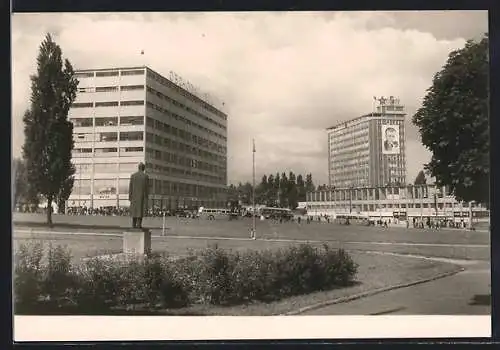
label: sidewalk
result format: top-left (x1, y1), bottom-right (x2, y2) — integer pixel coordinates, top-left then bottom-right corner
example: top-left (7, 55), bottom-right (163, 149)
top-left (12, 213), bottom-right (165, 232)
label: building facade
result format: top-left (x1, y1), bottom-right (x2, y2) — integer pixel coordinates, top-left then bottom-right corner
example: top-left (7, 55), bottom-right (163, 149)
top-left (67, 66), bottom-right (228, 210)
top-left (327, 96), bottom-right (407, 188)
top-left (304, 184), bottom-right (489, 224)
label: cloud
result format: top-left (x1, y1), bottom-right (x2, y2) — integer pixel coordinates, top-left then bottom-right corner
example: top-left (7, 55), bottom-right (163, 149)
top-left (11, 11), bottom-right (486, 186)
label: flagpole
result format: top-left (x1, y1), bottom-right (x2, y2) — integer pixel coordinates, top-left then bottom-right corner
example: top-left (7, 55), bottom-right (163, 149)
top-left (252, 139), bottom-right (256, 239)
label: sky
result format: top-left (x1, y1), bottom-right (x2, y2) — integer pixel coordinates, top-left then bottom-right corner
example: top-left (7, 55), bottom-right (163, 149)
top-left (11, 11), bottom-right (488, 186)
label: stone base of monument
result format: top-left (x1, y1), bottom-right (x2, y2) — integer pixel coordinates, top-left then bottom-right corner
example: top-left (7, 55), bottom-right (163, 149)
top-left (123, 229), bottom-right (151, 255)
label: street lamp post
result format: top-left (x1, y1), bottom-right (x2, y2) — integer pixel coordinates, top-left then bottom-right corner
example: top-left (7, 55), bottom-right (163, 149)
top-left (251, 139), bottom-right (256, 240)
top-left (349, 185), bottom-right (353, 214)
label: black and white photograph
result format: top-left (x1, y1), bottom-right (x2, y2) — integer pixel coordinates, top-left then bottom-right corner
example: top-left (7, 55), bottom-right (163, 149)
top-left (11, 10), bottom-right (491, 341)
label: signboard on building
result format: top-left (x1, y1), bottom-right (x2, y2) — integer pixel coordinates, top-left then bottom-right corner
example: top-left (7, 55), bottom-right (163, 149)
top-left (393, 211), bottom-right (407, 220)
top-left (381, 125), bottom-right (400, 155)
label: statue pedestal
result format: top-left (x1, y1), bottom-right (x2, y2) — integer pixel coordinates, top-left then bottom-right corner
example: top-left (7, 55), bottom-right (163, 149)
top-left (123, 229), bottom-right (151, 255)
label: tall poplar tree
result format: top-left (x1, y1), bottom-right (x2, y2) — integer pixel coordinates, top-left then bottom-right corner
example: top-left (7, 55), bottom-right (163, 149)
top-left (296, 174), bottom-right (306, 201)
top-left (22, 33), bottom-right (79, 225)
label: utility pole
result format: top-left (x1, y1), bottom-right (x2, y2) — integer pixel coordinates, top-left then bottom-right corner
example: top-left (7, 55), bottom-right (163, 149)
top-left (434, 192), bottom-right (438, 227)
top-left (251, 139), bottom-right (256, 240)
top-left (468, 201), bottom-right (473, 230)
top-left (349, 185), bottom-right (353, 214)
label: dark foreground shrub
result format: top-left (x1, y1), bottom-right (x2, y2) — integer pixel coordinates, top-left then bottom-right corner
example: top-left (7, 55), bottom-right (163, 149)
top-left (14, 241), bottom-right (45, 312)
top-left (185, 244), bottom-right (236, 305)
top-left (72, 252), bottom-right (189, 312)
top-left (14, 241), bottom-right (358, 314)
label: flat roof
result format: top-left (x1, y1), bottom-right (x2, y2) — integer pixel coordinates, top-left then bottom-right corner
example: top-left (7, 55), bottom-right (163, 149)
top-left (326, 112), bottom-right (382, 130)
top-left (75, 65), bottom-right (227, 117)
top-left (75, 66), bottom-right (146, 73)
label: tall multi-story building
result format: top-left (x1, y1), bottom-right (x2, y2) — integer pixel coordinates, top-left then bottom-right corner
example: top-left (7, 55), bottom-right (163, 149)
top-left (67, 66), bottom-right (228, 210)
top-left (327, 96), bottom-right (407, 188)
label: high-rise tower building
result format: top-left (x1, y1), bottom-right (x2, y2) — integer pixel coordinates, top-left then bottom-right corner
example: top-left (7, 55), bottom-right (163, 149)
top-left (67, 66), bottom-right (228, 210)
top-left (327, 96), bottom-right (407, 188)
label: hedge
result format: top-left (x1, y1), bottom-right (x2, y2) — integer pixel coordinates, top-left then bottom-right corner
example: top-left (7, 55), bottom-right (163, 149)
top-left (14, 240), bottom-right (358, 314)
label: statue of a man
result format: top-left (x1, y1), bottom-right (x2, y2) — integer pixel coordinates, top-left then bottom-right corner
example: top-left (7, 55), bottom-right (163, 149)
top-left (128, 162), bottom-right (149, 229)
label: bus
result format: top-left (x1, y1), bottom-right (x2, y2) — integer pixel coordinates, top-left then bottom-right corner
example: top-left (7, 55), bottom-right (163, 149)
top-left (197, 207), bottom-right (232, 220)
top-left (260, 207), bottom-right (294, 221)
top-left (335, 213), bottom-right (371, 226)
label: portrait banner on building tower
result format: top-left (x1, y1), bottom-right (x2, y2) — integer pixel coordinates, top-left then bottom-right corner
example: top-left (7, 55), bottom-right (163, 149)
top-left (381, 124), bottom-right (400, 155)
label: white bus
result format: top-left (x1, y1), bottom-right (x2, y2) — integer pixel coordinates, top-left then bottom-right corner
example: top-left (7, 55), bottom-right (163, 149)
top-left (260, 207), bottom-right (294, 220)
top-left (197, 207), bottom-right (232, 220)
top-left (335, 213), bottom-right (371, 226)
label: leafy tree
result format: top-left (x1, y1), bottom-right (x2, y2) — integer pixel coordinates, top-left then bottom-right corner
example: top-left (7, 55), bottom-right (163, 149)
top-left (414, 170), bottom-right (427, 185)
top-left (13, 158), bottom-right (41, 211)
top-left (21, 33), bottom-right (79, 225)
top-left (279, 172), bottom-right (289, 207)
top-left (305, 173), bottom-right (315, 193)
top-left (413, 34), bottom-right (489, 206)
top-left (288, 171), bottom-right (298, 209)
top-left (274, 173), bottom-right (281, 206)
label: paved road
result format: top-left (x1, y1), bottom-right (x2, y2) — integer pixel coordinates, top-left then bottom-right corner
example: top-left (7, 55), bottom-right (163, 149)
top-left (13, 212), bottom-right (490, 246)
top-left (302, 259), bottom-right (491, 315)
top-left (13, 213), bottom-right (491, 316)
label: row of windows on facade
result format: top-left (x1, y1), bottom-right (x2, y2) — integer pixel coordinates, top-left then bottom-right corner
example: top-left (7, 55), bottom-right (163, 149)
top-left (333, 177), bottom-right (407, 188)
top-left (331, 119), bottom-right (403, 137)
top-left (330, 140), bottom-right (370, 151)
top-left (331, 145), bottom-right (370, 156)
top-left (329, 120), bottom-right (369, 134)
top-left (72, 100), bottom-right (144, 108)
top-left (330, 131), bottom-right (369, 144)
top-left (70, 101), bottom-right (227, 141)
top-left (332, 171), bottom-right (370, 179)
top-left (146, 100), bottom-right (227, 141)
top-left (379, 105), bottom-right (405, 112)
top-left (145, 117), bottom-right (226, 154)
top-left (75, 69), bottom-right (145, 79)
top-left (145, 132), bottom-right (226, 163)
top-left (145, 162), bottom-right (225, 185)
top-left (330, 136), bottom-right (369, 149)
top-left (331, 147), bottom-right (370, 159)
top-left (331, 161), bottom-right (370, 170)
top-left (72, 118), bottom-right (227, 163)
top-left (73, 147), bottom-right (143, 156)
top-left (145, 147), bottom-right (224, 175)
top-left (77, 84), bottom-right (144, 93)
top-left (71, 116), bottom-right (143, 127)
top-left (146, 86), bottom-right (226, 131)
top-left (72, 178), bottom-right (224, 197)
top-left (311, 185), bottom-right (443, 196)
top-left (74, 162), bottom-right (137, 173)
top-left (307, 203), bottom-right (470, 211)
top-left (146, 69), bottom-right (227, 121)
top-left (76, 84), bottom-right (227, 132)
top-left (74, 161), bottom-right (225, 185)
top-left (330, 151), bottom-right (370, 164)
top-left (332, 139), bottom-right (407, 155)
top-left (74, 131), bottom-right (143, 142)
top-left (332, 154), bottom-right (407, 168)
top-left (331, 165), bottom-right (369, 177)
top-left (329, 126), bottom-right (368, 137)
